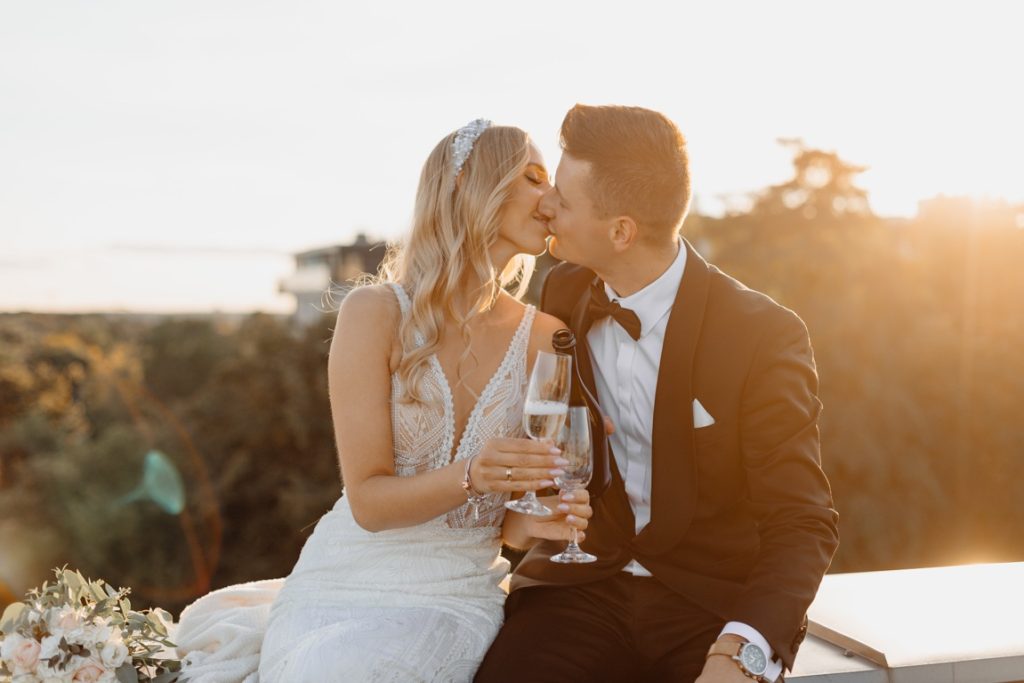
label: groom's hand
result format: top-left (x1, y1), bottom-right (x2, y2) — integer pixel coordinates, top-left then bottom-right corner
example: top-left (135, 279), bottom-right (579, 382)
top-left (695, 635), bottom-right (759, 683)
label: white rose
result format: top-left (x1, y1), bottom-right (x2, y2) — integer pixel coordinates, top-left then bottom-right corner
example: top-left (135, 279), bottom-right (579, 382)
top-left (38, 634), bottom-right (62, 661)
top-left (35, 657), bottom-right (73, 683)
top-left (13, 671), bottom-right (43, 683)
top-left (81, 623), bottom-right (112, 650)
top-left (98, 641), bottom-right (128, 670)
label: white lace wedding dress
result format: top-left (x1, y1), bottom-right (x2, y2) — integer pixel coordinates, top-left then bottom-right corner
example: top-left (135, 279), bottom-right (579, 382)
top-left (256, 284), bottom-right (536, 682)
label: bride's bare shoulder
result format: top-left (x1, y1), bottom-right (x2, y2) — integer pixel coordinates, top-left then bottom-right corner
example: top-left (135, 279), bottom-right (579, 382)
top-left (499, 293), bottom-right (566, 353)
top-left (532, 309), bottom-right (567, 340)
top-left (334, 284), bottom-right (402, 340)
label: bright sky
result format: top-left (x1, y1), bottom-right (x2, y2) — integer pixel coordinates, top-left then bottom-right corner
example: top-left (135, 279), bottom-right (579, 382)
top-left (1, 1), bottom-right (1021, 313)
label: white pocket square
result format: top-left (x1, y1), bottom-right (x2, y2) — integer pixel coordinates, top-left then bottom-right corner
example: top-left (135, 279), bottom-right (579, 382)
top-left (692, 398), bottom-right (716, 428)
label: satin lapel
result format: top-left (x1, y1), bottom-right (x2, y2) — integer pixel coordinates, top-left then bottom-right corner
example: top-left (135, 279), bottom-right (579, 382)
top-left (634, 240), bottom-right (711, 555)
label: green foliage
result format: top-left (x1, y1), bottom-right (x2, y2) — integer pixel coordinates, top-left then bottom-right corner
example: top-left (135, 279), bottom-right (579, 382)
top-left (0, 312), bottom-right (338, 615)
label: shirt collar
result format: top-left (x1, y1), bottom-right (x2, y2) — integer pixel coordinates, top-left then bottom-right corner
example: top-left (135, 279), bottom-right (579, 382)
top-left (604, 239), bottom-right (687, 339)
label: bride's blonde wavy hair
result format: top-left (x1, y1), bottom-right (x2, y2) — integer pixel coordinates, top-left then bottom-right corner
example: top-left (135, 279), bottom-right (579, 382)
top-left (378, 124), bottom-right (536, 404)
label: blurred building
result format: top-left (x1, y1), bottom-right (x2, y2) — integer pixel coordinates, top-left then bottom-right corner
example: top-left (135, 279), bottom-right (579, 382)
top-left (278, 233), bottom-right (387, 326)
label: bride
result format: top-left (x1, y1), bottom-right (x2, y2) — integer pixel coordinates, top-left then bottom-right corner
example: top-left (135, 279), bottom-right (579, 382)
top-left (248, 120), bottom-right (591, 682)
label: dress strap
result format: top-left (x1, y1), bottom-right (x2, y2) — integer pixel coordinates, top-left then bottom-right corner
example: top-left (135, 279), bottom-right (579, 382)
top-left (386, 282), bottom-right (426, 349)
top-left (386, 282), bottom-right (412, 315)
top-left (512, 304), bottom-right (537, 359)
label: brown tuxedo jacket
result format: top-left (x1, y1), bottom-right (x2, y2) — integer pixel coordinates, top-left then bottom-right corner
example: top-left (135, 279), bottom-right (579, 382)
top-left (510, 239), bottom-right (839, 671)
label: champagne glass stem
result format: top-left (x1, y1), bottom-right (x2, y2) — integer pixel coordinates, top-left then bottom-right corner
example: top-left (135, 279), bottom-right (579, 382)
top-left (567, 526), bottom-right (581, 552)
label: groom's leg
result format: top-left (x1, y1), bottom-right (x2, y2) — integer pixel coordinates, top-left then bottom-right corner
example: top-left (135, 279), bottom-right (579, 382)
top-left (474, 577), bottom-right (642, 683)
top-left (633, 577), bottom-right (726, 683)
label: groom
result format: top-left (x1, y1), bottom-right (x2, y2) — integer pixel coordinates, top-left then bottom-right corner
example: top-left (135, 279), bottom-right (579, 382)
top-left (476, 105), bottom-right (839, 682)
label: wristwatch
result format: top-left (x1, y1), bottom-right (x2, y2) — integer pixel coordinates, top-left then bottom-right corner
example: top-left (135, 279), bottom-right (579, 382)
top-left (706, 640), bottom-right (771, 682)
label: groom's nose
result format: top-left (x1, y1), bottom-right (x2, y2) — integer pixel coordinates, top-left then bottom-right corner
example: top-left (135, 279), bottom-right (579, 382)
top-left (538, 188), bottom-right (557, 220)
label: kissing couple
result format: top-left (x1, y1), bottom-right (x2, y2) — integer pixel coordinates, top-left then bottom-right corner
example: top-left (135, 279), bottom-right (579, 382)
top-left (176, 104), bottom-right (839, 683)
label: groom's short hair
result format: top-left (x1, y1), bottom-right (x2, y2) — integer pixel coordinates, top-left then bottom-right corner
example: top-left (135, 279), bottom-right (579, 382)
top-left (559, 104), bottom-right (691, 239)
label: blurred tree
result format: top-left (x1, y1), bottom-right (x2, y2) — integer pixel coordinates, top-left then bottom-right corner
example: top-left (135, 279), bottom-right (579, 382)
top-left (751, 138), bottom-right (873, 221)
top-left (142, 319), bottom-right (232, 402)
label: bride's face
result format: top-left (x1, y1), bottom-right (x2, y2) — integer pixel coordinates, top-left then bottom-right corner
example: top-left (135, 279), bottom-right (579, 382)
top-left (495, 143), bottom-right (551, 257)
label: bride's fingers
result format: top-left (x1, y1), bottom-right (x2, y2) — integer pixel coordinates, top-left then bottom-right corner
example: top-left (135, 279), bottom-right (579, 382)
top-left (563, 514), bottom-right (588, 531)
top-left (555, 502), bottom-right (592, 520)
top-left (476, 453), bottom-right (564, 473)
top-left (494, 479), bottom-right (556, 492)
top-left (559, 489), bottom-right (590, 504)
top-left (480, 466), bottom-right (563, 483)
top-left (549, 525), bottom-right (585, 542)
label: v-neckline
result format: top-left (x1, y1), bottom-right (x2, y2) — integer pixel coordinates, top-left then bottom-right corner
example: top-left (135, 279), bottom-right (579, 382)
top-left (429, 305), bottom-right (532, 465)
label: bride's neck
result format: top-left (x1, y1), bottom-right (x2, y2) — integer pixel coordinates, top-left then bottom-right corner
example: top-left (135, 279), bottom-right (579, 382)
top-left (446, 244), bottom-right (515, 321)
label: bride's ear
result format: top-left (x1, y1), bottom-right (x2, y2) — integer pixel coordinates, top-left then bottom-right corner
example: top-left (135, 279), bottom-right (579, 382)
top-left (609, 216), bottom-right (639, 252)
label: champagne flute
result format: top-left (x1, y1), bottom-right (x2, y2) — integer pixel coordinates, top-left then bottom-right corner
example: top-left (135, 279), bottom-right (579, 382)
top-left (550, 405), bottom-right (597, 563)
top-left (506, 350), bottom-right (570, 516)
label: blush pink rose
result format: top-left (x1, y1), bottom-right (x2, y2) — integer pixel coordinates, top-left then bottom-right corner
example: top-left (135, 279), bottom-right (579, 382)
top-left (11, 637), bottom-right (41, 672)
top-left (72, 660), bottom-right (108, 682)
top-left (57, 610), bottom-right (82, 632)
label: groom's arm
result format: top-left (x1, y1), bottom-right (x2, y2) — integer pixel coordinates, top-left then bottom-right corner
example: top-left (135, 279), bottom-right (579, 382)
top-left (729, 307), bottom-right (839, 672)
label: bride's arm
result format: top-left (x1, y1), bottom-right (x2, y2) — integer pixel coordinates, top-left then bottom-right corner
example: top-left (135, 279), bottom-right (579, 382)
top-left (330, 286), bottom-right (560, 532)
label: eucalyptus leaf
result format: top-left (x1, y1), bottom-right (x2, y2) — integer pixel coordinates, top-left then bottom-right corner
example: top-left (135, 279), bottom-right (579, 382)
top-left (91, 581), bottom-right (109, 602)
top-left (0, 602), bottom-right (27, 633)
top-left (116, 663), bottom-right (141, 683)
top-left (61, 569), bottom-right (81, 591)
top-left (148, 614), bottom-right (168, 637)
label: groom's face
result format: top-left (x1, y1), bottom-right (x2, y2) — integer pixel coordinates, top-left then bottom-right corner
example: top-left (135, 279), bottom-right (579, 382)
top-left (540, 154), bottom-right (614, 269)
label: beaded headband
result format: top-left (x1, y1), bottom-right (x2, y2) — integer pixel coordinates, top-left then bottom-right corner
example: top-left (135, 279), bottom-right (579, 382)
top-left (451, 118), bottom-right (492, 178)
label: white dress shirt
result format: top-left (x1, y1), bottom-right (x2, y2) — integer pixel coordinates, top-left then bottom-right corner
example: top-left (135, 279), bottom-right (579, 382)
top-left (586, 240), bottom-right (783, 681)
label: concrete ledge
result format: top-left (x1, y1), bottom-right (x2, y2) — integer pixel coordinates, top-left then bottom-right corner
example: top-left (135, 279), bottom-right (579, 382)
top-left (789, 562), bottom-right (1024, 682)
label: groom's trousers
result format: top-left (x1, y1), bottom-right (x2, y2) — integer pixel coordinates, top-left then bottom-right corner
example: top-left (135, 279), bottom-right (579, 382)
top-left (474, 573), bottom-right (725, 683)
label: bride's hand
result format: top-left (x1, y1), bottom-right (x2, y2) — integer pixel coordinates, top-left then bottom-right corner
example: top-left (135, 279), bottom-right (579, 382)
top-left (527, 489), bottom-right (592, 542)
top-left (469, 438), bottom-right (567, 494)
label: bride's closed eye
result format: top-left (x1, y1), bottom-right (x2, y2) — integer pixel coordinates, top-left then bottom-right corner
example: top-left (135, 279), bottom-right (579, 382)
top-left (525, 163), bottom-right (548, 186)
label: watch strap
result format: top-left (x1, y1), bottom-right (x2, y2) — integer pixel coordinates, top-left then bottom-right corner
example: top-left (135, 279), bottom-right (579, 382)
top-left (706, 641), bottom-right (770, 682)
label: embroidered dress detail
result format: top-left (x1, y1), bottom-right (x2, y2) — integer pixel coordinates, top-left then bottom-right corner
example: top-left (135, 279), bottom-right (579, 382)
top-left (257, 284), bottom-right (536, 682)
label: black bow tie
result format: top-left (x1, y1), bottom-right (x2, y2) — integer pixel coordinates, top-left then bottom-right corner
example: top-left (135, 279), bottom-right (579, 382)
top-left (587, 281), bottom-right (642, 341)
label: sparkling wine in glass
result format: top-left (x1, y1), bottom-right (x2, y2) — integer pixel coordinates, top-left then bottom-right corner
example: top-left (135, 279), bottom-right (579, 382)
top-left (506, 351), bottom-right (570, 516)
top-left (550, 405), bottom-right (597, 563)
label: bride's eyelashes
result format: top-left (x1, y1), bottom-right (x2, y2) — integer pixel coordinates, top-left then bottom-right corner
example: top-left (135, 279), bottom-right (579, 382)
top-left (525, 164), bottom-right (549, 185)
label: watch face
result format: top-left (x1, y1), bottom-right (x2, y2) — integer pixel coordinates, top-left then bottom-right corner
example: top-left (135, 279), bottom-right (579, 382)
top-left (740, 643), bottom-right (768, 676)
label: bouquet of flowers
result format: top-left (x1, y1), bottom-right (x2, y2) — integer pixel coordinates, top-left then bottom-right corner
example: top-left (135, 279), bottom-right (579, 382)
top-left (0, 568), bottom-right (181, 683)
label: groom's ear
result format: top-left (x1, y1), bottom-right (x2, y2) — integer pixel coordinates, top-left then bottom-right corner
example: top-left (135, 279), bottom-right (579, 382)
top-left (609, 216), bottom-right (639, 253)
